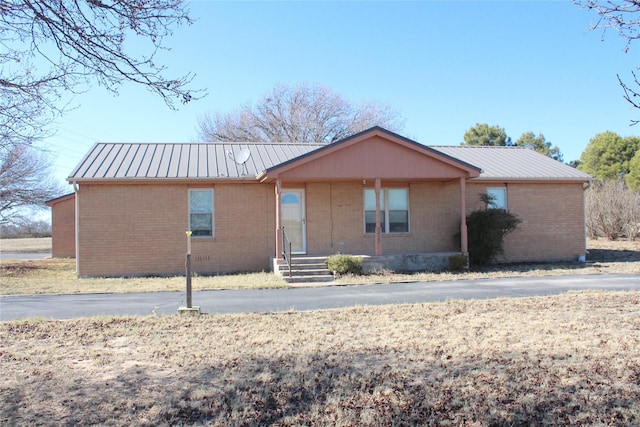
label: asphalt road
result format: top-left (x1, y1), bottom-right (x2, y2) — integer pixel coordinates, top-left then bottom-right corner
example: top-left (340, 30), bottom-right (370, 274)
top-left (1, 253), bottom-right (51, 260)
top-left (2, 274), bottom-right (639, 321)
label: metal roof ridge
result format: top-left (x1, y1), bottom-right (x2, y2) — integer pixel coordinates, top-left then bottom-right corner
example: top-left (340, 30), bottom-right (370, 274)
top-left (93, 141), bottom-right (327, 145)
top-left (430, 145), bottom-right (527, 149)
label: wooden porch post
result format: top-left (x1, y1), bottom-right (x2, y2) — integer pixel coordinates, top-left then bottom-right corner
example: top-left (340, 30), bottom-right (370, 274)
top-left (460, 177), bottom-right (468, 254)
top-left (375, 178), bottom-right (382, 256)
top-left (275, 179), bottom-right (282, 259)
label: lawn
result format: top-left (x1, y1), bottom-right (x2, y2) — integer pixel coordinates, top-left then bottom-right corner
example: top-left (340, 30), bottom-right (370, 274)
top-left (1, 238), bottom-right (638, 295)
top-left (0, 258), bottom-right (288, 295)
top-left (1, 291), bottom-right (639, 425)
top-left (0, 237), bottom-right (51, 253)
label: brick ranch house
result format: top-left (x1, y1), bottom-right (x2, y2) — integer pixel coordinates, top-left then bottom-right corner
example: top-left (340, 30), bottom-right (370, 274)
top-left (49, 127), bottom-right (592, 277)
top-left (45, 193), bottom-right (76, 258)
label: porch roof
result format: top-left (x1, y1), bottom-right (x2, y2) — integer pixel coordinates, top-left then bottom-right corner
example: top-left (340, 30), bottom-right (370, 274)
top-left (258, 127), bottom-right (482, 182)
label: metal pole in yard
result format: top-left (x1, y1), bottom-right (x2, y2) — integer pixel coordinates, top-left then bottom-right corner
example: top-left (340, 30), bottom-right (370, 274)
top-left (178, 231), bottom-right (200, 316)
top-left (185, 231), bottom-right (192, 308)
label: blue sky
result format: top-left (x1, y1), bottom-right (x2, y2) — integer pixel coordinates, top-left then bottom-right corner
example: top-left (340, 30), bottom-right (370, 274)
top-left (46, 0), bottom-right (638, 186)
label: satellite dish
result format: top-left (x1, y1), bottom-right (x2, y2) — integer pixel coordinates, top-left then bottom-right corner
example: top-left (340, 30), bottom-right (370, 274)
top-left (236, 148), bottom-right (251, 164)
top-left (227, 148), bottom-right (251, 175)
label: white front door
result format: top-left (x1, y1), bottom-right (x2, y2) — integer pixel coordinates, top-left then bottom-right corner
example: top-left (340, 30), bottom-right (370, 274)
top-left (282, 189), bottom-right (306, 254)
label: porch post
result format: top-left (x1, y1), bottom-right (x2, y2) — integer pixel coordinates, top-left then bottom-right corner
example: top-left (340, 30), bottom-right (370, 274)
top-left (375, 178), bottom-right (382, 256)
top-left (275, 179), bottom-right (282, 259)
top-left (460, 177), bottom-right (468, 254)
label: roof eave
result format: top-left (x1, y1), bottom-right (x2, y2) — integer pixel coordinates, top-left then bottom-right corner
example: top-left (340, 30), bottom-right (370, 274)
top-left (471, 176), bottom-right (592, 183)
top-left (67, 176), bottom-right (262, 184)
top-left (44, 192), bottom-right (75, 206)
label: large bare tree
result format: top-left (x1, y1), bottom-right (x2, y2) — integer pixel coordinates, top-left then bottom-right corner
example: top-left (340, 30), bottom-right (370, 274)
top-left (197, 83), bottom-right (404, 143)
top-left (1, 0), bottom-right (201, 146)
top-left (1, 0), bottom-right (201, 223)
top-left (575, 0), bottom-right (640, 123)
top-left (0, 144), bottom-right (63, 225)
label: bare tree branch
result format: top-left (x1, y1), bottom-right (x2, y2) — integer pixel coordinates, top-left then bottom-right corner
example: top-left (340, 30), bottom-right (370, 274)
top-left (619, 71), bottom-right (640, 124)
top-left (0, 143), bottom-right (64, 224)
top-left (1, 0), bottom-right (204, 148)
top-left (586, 179), bottom-right (640, 240)
top-left (575, 0), bottom-right (640, 123)
top-left (0, 0), bottom-right (205, 219)
top-left (197, 83), bottom-right (404, 143)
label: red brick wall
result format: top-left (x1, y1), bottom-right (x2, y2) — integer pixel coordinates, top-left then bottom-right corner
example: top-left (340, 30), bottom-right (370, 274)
top-left (77, 183), bottom-right (275, 277)
top-left (304, 181), bottom-right (585, 261)
top-left (50, 196), bottom-right (76, 258)
top-left (304, 182), bottom-right (462, 256)
top-left (76, 179), bottom-right (586, 276)
top-left (466, 182), bottom-right (586, 262)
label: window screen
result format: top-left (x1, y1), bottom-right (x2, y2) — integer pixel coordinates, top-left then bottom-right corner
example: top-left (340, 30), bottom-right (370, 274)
top-left (189, 189), bottom-right (213, 237)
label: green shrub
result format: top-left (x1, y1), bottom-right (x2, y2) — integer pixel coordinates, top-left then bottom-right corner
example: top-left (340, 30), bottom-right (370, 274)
top-left (326, 254), bottom-right (363, 276)
top-left (467, 208), bottom-right (521, 266)
top-left (448, 253), bottom-right (468, 272)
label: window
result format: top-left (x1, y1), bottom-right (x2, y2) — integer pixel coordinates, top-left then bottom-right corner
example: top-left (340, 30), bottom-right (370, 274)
top-left (364, 188), bottom-right (409, 234)
top-left (189, 189), bottom-right (213, 237)
top-left (487, 187), bottom-right (507, 210)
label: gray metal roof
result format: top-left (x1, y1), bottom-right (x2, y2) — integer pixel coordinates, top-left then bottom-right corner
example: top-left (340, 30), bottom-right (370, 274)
top-left (68, 141), bottom-right (592, 182)
top-left (68, 142), bottom-right (324, 180)
top-left (433, 146), bottom-right (592, 181)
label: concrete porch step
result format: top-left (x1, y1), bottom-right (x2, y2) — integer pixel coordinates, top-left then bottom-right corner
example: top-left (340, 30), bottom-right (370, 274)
top-left (275, 255), bottom-right (334, 284)
top-left (277, 256), bottom-right (329, 265)
top-left (291, 264), bottom-right (329, 270)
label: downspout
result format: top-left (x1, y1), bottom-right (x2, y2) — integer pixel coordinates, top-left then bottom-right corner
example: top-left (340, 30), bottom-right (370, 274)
top-left (72, 180), bottom-right (80, 275)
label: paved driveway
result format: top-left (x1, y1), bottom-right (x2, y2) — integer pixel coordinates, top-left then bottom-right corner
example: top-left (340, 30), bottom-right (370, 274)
top-left (1, 274), bottom-right (639, 321)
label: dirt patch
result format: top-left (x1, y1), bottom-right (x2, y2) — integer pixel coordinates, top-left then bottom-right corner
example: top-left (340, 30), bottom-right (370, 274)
top-left (1, 292), bottom-right (639, 426)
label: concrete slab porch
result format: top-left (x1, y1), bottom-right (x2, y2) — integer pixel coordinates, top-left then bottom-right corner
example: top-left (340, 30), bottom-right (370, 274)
top-left (360, 252), bottom-right (459, 274)
top-left (273, 252), bottom-right (458, 282)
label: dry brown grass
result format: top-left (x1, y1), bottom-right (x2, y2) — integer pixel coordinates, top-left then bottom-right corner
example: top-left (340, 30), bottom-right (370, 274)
top-left (0, 237), bottom-right (51, 253)
top-left (0, 258), bottom-right (287, 295)
top-left (1, 291), bottom-right (639, 426)
top-left (1, 238), bottom-right (637, 296)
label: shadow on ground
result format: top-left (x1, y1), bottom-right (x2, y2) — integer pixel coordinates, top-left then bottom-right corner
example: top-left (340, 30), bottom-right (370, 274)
top-left (470, 246), bottom-right (640, 276)
top-left (587, 248), bottom-right (640, 263)
top-left (2, 348), bottom-right (638, 426)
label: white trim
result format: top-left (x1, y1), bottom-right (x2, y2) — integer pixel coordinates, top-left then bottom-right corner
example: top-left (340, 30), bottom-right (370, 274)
top-left (281, 189), bottom-right (306, 254)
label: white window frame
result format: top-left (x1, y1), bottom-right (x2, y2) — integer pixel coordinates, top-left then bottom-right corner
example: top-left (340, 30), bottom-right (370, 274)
top-left (364, 188), bottom-right (410, 234)
top-left (189, 189), bottom-right (214, 237)
top-left (487, 187), bottom-right (507, 210)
